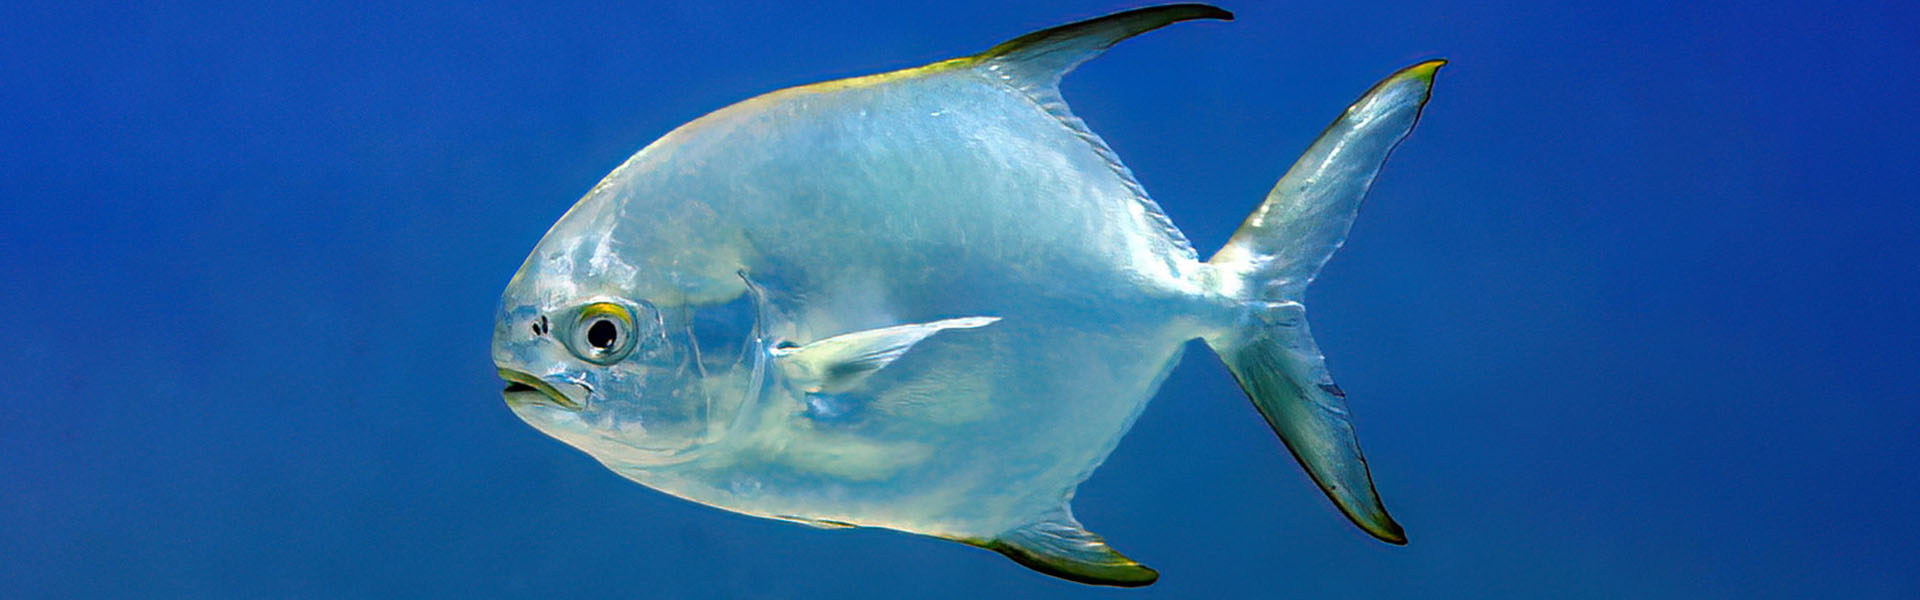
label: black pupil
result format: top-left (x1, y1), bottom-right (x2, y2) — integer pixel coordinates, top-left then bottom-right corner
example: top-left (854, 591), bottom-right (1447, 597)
top-left (587, 319), bottom-right (619, 350)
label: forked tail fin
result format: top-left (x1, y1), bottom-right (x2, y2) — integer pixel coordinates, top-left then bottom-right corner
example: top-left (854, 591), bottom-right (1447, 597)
top-left (1204, 60), bottom-right (1444, 544)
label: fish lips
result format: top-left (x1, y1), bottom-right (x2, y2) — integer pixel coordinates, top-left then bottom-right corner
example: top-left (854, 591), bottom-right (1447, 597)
top-left (498, 368), bottom-right (589, 411)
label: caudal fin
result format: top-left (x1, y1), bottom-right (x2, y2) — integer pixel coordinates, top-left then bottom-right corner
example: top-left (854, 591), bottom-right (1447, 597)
top-left (1204, 60), bottom-right (1443, 544)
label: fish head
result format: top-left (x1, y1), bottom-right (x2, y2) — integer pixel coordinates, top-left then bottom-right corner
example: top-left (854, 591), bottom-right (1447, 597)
top-left (494, 276), bottom-right (726, 467)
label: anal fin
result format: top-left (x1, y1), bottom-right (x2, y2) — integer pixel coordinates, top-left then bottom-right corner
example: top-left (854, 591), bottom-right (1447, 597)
top-left (968, 510), bottom-right (1158, 587)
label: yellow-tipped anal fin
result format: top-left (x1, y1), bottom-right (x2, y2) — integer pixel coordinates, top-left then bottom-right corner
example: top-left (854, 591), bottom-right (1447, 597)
top-left (965, 512), bottom-right (1158, 587)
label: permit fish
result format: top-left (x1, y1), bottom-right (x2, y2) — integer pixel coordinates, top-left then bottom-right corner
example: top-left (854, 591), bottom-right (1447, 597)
top-left (493, 3), bottom-right (1441, 586)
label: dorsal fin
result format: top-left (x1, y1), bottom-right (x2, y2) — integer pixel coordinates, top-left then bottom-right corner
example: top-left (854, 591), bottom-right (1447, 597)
top-left (971, 4), bottom-right (1234, 89)
top-left (964, 4), bottom-right (1232, 263)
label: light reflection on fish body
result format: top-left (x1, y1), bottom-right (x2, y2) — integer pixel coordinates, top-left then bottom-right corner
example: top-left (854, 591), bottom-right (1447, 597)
top-left (492, 4), bottom-right (1443, 586)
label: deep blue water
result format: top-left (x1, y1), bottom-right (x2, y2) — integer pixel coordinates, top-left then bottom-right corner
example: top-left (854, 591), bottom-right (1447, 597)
top-left (5, 1), bottom-right (1917, 597)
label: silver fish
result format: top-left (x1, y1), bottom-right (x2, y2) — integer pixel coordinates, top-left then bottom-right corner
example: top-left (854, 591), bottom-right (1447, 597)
top-left (493, 4), bottom-right (1440, 586)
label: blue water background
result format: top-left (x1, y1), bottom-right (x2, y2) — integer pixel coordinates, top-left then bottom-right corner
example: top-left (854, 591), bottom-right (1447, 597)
top-left (5, 1), bottom-right (1917, 597)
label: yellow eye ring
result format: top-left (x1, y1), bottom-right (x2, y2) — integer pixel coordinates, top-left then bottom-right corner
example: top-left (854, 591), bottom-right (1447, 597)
top-left (579, 302), bottom-right (633, 326)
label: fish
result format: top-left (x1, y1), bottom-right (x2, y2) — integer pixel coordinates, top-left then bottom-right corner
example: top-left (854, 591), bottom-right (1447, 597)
top-left (492, 3), bottom-right (1441, 587)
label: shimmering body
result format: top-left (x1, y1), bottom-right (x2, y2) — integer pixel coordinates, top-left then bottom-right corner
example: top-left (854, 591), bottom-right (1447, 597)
top-left (508, 60), bottom-right (1210, 533)
top-left (493, 4), bottom-right (1441, 586)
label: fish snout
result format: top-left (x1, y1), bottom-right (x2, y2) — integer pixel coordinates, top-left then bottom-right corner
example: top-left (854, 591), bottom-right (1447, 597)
top-left (498, 368), bottom-right (589, 411)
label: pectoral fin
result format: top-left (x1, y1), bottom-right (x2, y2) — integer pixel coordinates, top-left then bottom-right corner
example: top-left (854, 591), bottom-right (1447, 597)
top-left (771, 316), bottom-right (999, 393)
top-left (967, 510), bottom-right (1158, 587)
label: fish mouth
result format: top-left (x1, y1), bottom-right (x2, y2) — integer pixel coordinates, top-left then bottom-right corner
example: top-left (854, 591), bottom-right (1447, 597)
top-left (498, 368), bottom-right (586, 411)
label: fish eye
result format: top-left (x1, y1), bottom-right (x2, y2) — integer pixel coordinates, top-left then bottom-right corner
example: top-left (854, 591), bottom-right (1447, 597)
top-left (587, 319), bottom-right (618, 350)
top-left (569, 301), bottom-right (638, 365)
